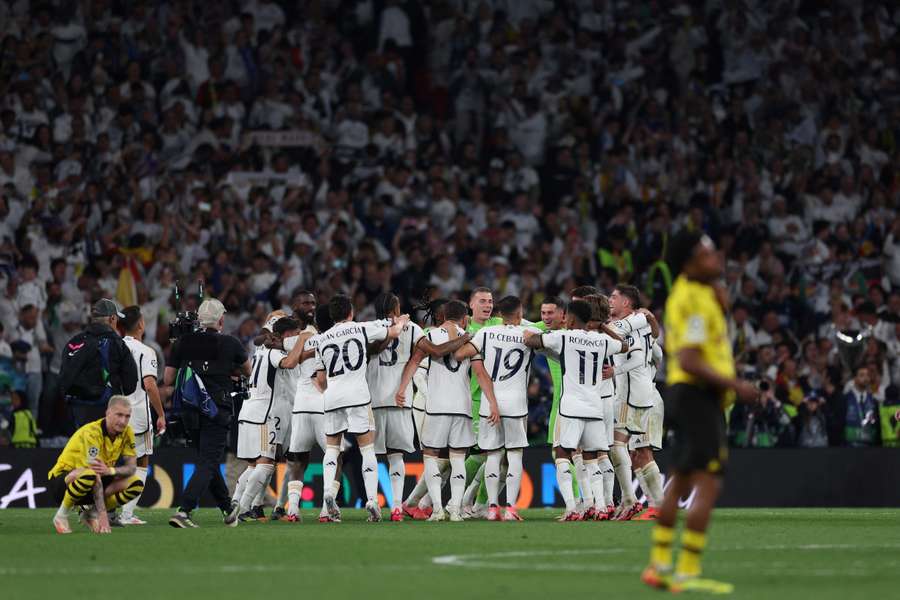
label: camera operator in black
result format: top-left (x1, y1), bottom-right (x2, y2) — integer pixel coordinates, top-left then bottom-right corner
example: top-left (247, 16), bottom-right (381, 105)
top-left (59, 299), bottom-right (138, 429)
top-left (165, 299), bottom-right (251, 528)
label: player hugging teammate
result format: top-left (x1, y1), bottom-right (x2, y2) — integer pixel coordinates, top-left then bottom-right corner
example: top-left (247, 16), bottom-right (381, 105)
top-left (222, 285), bottom-right (669, 525)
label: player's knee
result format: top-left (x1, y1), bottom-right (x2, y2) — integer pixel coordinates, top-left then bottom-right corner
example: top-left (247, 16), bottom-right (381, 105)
top-left (125, 476), bottom-right (145, 493)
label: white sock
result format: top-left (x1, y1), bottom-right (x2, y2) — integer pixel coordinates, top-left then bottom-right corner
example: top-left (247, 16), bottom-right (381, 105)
top-left (322, 445), bottom-right (340, 500)
top-left (360, 444), bottom-right (378, 504)
top-left (448, 453), bottom-right (466, 510)
top-left (287, 481), bottom-right (303, 515)
top-left (635, 469), bottom-right (648, 506)
top-left (462, 463), bottom-right (485, 507)
top-left (276, 468), bottom-right (290, 509)
top-left (555, 458), bottom-right (576, 512)
top-left (240, 463), bottom-right (274, 512)
top-left (56, 504), bottom-right (71, 519)
top-left (323, 479), bottom-right (341, 510)
top-left (643, 462), bottom-right (665, 508)
top-left (423, 455), bottom-right (443, 512)
top-left (610, 442), bottom-right (636, 504)
top-left (484, 451), bottom-right (502, 506)
top-left (599, 456), bottom-right (615, 506)
top-left (120, 466), bottom-right (147, 519)
top-left (405, 473), bottom-right (428, 507)
top-left (232, 466), bottom-right (253, 504)
top-left (505, 449), bottom-right (523, 507)
top-left (586, 459), bottom-right (605, 510)
top-left (573, 453), bottom-right (593, 507)
top-left (387, 453), bottom-right (405, 509)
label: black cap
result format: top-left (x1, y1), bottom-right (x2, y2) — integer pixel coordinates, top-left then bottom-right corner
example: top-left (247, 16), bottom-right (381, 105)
top-left (91, 298), bottom-right (125, 319)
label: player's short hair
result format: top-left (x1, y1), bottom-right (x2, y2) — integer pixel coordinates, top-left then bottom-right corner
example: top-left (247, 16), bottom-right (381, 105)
top-left (120, 305), bottom-right (142, 332)
top-left (541, 296), bottom-right (565, 309)
top-left (445, 300), bottom-right (468, 322)
top-left (291, 289), bottom-right (315, 302)
top-left (374, 292), bottom-right (400, 320)
top-left (496, 295), bottom-right (522, 318)
top-left (328, 295), bottom-right (353, 322)
top-left (315, 305), bottom-right (334, 332)
top-left (469, 286), bottom-right (492, 301)
top-left (567, 300), bottom-right (593, 326)
top-left (273, 317), bottom-right (301, 336)
top-left (667, 229), bottom-right (704, 276)
top-left (584, 294), bottom-right (610, 323)
top-left (570, 285), bottom-right (600, 300)
top-left (613, 284), bottom-right (641, 309)
top-left (107, 395), bottom-right (130, 410)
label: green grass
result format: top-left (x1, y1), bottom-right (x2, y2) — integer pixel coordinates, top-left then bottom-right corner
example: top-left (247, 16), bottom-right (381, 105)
top-left (2, 508), bottom-right (899, 599)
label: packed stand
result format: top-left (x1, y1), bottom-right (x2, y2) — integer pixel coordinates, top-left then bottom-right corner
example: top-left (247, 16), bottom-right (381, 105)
top-left (0, 0), bottom-right (899, 447)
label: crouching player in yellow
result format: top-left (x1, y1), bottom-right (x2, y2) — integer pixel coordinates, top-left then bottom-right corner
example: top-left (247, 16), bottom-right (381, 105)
top-left (49, 396), bottom-right (144, 534)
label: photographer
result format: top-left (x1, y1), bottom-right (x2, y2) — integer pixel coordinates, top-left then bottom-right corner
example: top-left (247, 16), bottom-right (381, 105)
top-left (164, 299), bottom-right (251, 529)
top-left (729, 379), bottom-right (794, 448)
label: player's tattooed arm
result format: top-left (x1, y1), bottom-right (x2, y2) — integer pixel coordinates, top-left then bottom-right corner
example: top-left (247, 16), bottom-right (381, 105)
top-left (421, 333), bottom-right (471, 359)
top-left (91, 476), bottom-right (111, 534)
top-left (395, 347), bottom-right (426, 407)
top-left (523, 330), bottom-right (544, 349)
top-left (116, 455), bottom-right (137, 478)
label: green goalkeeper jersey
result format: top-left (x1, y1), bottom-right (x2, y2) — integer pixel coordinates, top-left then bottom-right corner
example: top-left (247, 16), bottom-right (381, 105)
top-left (534, 321), bottom-right (563, 444)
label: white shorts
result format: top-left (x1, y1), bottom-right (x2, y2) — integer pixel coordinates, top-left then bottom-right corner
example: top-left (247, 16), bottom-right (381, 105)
top-left (557, 415), bottom-right (609, 452)
top-left (134, 430), bottom-right (153, 458)
top-left (324, 404), bottom-right (374, 437)
top-left (478, 416), bottom-right (528, 450)
top-left (289, 412), bottom-right (326, 454)
top-left (630, 391), bottom-right (664, 451)
top-left (614, 397), bottom-right (647, 435)
top-left (272, 402), bottom-right (292, 447)
top-left (373, 407), bottom-right (415, 454)
top-left (237, 419), bottom-right (277, 461)
top-left (421, 414), bottom-right (475, 450)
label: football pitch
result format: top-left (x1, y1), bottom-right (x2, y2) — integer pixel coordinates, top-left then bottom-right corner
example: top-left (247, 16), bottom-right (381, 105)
top-left (1, 508), bottom-right (898, 599)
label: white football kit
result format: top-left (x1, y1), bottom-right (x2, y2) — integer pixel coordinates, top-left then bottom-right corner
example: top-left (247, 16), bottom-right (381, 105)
top-left (420, 325), bottom-right (476, 449)
top-left (631, 338), bottom-right (664, 451)
top-left (123, 336), bottom-right (158, 458)
top-left (314, 320), bottom-right (388, 436)
top-left (289, 333), bottom-right (327, 453)
top-left (610, 312), bottom-right (655, 434)
top-left (367, 321), bottom-right (424, 453)
top-left (540, 328), bottom-right (623, 452)
top-left (237, 346), bottom-right (287, 460)
top-left (467, 324), bottom-right (537, 450)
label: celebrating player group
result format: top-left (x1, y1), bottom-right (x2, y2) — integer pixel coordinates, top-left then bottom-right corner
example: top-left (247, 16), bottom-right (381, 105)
top-left (227, 283), bottom-right (667, 524)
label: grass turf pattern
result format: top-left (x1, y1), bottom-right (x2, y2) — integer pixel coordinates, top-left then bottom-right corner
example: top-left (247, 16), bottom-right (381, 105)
top-left (1, 509), bottom-right (898, 599)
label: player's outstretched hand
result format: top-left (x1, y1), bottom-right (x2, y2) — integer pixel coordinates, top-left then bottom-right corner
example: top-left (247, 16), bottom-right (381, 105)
top-left (96, 512), bottom-right (112, 534)
top-left (395, 389), bottom-right (406, 407)
top-left (156, 415), bottom-right (167, 436)
top-left (733, 380), bottom-right (759, 403)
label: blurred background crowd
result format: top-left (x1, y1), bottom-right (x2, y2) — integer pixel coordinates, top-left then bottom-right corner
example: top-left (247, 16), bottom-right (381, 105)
top-left (1, 0), bottom-right (899, 449)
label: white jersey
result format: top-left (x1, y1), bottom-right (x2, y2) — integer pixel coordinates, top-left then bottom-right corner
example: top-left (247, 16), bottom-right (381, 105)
top-left (424, 324), bottom-right (472, 417)
top-left (239, 346), bottom-right (286, 424)
top-left (610, 312), bottom-right (655, 408)
top-left (367, 321), bottom-right (425, 408)
top-left (314, 320), bottom-right (389, 412)
top-left (469, 323), bottom-right (537, 418)
top-left (123, 336), bottom-right (157, 435)
top-left (541, 328), bottom-right (623, 419)
top-left (290, 333), bottom-right (323, 414)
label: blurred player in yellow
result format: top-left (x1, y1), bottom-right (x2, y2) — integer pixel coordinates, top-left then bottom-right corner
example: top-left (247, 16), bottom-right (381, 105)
top-left (48, 396), bottom-right (144, 534)
top-left (642, 231), bottom-right (757, 594)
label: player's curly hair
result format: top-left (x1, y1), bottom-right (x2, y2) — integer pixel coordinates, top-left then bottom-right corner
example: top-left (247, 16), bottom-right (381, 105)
top-left (584, 294), bottom-right (611, 323)
top-left (374, 292), bottom-right (400, 320)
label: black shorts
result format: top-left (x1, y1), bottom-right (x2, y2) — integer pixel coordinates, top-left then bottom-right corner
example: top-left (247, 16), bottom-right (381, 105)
top-left (666, 383), bottom-right (728, 476)
top-left (49, 472), bottom-right (115, 505)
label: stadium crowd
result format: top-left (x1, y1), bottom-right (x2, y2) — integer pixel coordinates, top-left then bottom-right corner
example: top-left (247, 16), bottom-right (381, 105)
top-left (1, 0), bottom-right (900, 448)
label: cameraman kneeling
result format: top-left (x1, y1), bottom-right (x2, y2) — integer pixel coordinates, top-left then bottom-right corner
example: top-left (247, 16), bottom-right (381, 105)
top-left (165, 299), bottom-right (251, 528)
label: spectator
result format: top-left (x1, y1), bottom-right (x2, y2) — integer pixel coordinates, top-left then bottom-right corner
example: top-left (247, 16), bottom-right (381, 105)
top-left (840, 367), bottom-right (880, 447)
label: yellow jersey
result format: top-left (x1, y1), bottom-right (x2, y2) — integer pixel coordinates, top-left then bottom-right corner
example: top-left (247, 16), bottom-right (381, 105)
top-left (664, 275), bottom-right (736, 407)
top-left (48, 418), bottom-right (136, 478)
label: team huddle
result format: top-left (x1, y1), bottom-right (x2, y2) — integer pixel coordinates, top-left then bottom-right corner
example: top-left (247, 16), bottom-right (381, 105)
top-left (226, 284), bottom-right (667, 524)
